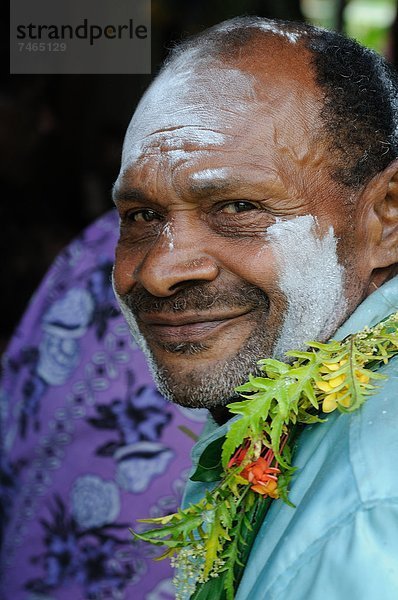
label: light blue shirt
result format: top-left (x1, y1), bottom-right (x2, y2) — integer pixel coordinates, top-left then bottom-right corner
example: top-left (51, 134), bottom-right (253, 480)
top-left (182, 277), bottom-right (398, 599)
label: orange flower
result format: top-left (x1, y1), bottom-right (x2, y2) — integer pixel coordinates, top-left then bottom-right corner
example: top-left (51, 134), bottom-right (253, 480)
top-left (251, 479), bottom-right (279, 497)
top-left (241, 456), bottom-right (280, 499)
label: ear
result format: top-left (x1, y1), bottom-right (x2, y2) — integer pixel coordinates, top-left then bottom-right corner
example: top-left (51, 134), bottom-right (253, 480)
top-left (362, 158), bottom-right (398, 271)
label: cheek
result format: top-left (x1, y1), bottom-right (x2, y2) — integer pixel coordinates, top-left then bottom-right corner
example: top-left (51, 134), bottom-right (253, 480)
top-left (334, 234), bottom-right (369, 307)
top-left (220, 241), bottom-right (281, 295)
top-left (113, 243), bottom-right (138, 295)
top-left (329, 211), bottom-right (367, 285)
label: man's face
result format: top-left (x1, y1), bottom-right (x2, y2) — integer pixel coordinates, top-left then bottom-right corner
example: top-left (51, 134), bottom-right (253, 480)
top-left (113, 42), bottom-right (369, 409)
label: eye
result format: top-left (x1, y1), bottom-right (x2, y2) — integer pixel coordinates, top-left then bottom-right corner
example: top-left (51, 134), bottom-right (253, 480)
top-left (220, 201), bottom-right (257, 214)
top-left (126, 209), bottom-right (163, 223)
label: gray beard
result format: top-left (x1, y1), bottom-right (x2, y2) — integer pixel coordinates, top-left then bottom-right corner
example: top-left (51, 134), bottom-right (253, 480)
top-left (113, 281), bottom-right (283, 409)
top-left (151, 320), bottom-right (272, 409)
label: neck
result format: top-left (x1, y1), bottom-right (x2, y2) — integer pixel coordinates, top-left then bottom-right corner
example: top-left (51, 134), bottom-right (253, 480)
top-left (210, 399), bottom-right (238, 425)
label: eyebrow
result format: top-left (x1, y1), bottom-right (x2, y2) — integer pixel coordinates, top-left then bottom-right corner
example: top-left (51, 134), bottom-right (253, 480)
top-left (184, 170), bottom-right (251, 201)
top-left (188, 179), bottom-right (241, 198)
top-left (112, 175), bottom-right (249, 205)
top-left (112, 185), bottom-right (148, 204)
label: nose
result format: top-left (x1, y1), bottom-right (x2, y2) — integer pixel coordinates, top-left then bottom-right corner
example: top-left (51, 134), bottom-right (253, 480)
top-left (133, 222), bottom-right (220, 297)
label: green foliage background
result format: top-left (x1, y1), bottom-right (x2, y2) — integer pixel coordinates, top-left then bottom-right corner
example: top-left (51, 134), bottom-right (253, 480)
top-left (302, 0), bottom-right (397, 54)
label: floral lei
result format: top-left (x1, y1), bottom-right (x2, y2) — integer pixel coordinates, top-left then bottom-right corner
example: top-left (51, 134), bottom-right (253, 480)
top-left (132, 311), bottom-right (398, 599)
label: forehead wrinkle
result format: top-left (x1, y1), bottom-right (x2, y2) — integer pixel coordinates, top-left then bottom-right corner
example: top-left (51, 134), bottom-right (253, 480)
top-left (128, 125), bottom-right (239, 161)
top-left (144, 126), bottom-right (236, 144)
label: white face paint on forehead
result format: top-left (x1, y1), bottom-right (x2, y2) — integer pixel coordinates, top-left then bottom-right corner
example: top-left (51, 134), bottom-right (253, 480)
top-left (190, 167), bottom-right (230, 183)
top-left (267, 215), bottom-right (347, 358)
top-left (118, 56), bottom-right (257, 175)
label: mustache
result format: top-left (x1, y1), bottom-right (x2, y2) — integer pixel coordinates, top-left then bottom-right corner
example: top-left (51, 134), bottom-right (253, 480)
top-left (118, 282), bottom-right (270, 316)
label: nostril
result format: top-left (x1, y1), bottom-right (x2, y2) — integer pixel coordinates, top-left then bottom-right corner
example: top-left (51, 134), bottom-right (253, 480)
top-left (169, 279), bottom-right (202, 293)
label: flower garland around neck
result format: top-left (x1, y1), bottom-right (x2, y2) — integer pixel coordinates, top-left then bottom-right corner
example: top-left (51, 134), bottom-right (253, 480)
top-left (131, 311), bottom-right (398, 600)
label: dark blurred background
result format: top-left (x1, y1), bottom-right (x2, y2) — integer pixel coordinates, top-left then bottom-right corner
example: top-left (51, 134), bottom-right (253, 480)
top-left (3, 0), bottom-right (398, 351)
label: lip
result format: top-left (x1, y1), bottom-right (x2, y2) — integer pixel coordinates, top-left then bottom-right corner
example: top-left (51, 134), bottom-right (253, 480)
top-left (138, 310), bottom-right (250, 342)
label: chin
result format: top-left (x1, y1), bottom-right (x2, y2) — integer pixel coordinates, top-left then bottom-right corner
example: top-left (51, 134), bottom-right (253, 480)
top-left (146, 343), bottom-right (266, 410)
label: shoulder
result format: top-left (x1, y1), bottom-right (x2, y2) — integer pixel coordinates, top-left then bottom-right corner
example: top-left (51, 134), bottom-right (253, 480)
top-left (241, 358), bottom-right (398, 600)
top-left (283, 357), bottom-right (398, 598)
top-left (348, 356), bottom-right (398, 504)
top-left (271, 498), bottom-right (398, 600)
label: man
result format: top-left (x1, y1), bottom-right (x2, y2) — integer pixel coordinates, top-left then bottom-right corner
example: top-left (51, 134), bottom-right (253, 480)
top-left (112, 16), bottom-right (398, 599)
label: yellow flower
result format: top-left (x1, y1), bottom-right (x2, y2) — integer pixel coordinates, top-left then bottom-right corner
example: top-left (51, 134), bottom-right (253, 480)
top-left (317, 358), bottom-right (370, 413)
top-left (315, 380), bottom-right (333, 392)
top-left (322, 393), bottom-right (338, 413)
top-left (322, 361), bottom-right (340, 372)
top-left (329, 374), bottom-right (346, 388)
top-left (319, 366), bottom-right (371, 413)
top-left (317, 359), bottom-right (371, 414)
top-left (356, 371), bottom-right (370, 384)
top-left (322, 389), bottom-right (351, 413)
top-left (315, 373), bottom-right (346, 393)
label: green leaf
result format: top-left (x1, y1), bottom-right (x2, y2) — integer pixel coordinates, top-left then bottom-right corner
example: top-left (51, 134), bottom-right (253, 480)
top-left (219, 500), bottom-right (234, 529)
top-left (297, 409), bottom-right (325, 424)
top-left (276, 472), bottom-right (296, 507)
top-left (257, 358), bottom-right (291, 377)
top-left (130, 528), bottom-right (184, 548)
top-left (285, 349), bottom-right (316, 360)
top-left (190, 436), bottom-right (225, 482)
top-left (270, 414), bottom-right (286, 465)
top-left (190, 572), bottom-right (227, 600)
top-left (272, 380), bottom-right (292, 419)
top-left (248, 375), bottom-right (275, 389)
top-left (307, 339), bottom-right (341, 351)
top-left (203, 509), bottom-right (229, 578)
top-left (222, 415), bottom-right (253, 470)
top-left (132, 513), bottom-right (203, 544)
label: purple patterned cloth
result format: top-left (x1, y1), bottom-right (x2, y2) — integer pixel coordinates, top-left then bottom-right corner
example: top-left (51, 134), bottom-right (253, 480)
top-left (0, 210), bottom-right (206, 600)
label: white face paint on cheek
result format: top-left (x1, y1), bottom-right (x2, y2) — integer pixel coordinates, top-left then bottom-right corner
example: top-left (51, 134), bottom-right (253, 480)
top-left (266, 215), bottom-right (347, 358)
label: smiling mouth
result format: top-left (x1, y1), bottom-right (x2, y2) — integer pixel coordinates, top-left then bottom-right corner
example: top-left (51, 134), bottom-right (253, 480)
top-left (138, 310), bottom-right (251, 343)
